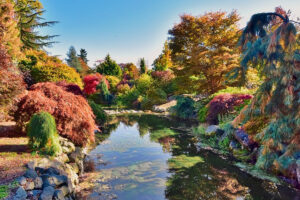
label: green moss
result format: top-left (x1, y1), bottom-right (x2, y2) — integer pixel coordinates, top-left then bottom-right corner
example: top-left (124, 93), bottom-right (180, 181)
top-left (168, 155), bottom-right (204, 169)
top-left (150, 128), bottom-right (178, 142)
top-left (27, 112), bottom-right (62, 156)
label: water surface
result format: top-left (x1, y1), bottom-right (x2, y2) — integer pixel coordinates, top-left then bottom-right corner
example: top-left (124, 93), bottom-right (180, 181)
top-left (86, 115), bottom-right (300, 200)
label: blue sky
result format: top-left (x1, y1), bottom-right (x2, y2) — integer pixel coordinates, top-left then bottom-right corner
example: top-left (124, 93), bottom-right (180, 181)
top-left (40, 0), bottom-right (300, 67)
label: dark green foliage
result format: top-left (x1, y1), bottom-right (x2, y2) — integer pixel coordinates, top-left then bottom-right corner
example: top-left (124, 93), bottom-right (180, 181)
top-left (88, 100), bottom-right (107, 124)
top-left (171, 96), bottom-right (196, 119)
top-left (198, 106), bottom-right (208, 123)
top-left (66, 46), bottom-right (82, 72)
top-left (27, 112), bottom-right (61, 156)
top-left (139, 58), bottom-right (147, 74)
top-left (97, 80), bottom-right (114, 105)
top-left (79, 48), bottom-right (88, 64)
top-left (96, 54), bottom-right (122, 77)
top-left (14, 0), bottom-right (58, 49)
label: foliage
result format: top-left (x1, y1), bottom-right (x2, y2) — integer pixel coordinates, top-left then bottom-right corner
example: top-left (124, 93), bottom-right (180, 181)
top-left (66, 46), bottom-right (82, 72)
top-left (0, 1), bottom-right (22, 58)
top-left (97, 80), bottom-right (114, 105)
top-left (230, 9), bottom-right (300, 178)
top-left (168, 155), bottom-right (203, 169)
top-left (192, 125), bottom-right (206, 136)
top-left (96, 54), bottom-right (122, 77)
top-left (170, 96), bottom-right (196, 119)
top-left (116, 83), bottom-right (131, 95)
top-left (27, 112), bottom-right (61, 156)
top-left (139, 57), bottom-right (147, 74)
top-left (88, 100), bottom-right (107, 124)
top-left (211, 87), bottom-right (256, 98)
top-left (150, 128), bottom-right (178, 142)
top-left (198, 106), bottom-right (208, 123)
top-left (105, 75), bottom-right (120, 93)
top-left (136, 74), bottom-right (152, 94)
top-left (14, 0), bottom-right (57, 49)
top-left (116, 87), bottom-right (140, 108)
top-left (145, 87), bottom-right (167, 106)
top-left (169, 11), bottom-right (241, 94)
top-left (123, 63), bottom-right (139, 80)
top-left (83, 73), bottom-right (108, 95)
top-left (207, 94), bottom-right (253, 125)
top-left (153, 41), bottom-right (173, 71)
top-left (14, 82), bottom-right (97, 146)
top-left (151, 70), bottom-right (175, 83)
top-left (79, 48), bottom-right (88, 64)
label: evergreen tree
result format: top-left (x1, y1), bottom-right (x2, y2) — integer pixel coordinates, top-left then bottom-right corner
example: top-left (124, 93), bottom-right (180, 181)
top-left (96, 54), bottom-right (122, 77)
top-left (139, 58), bottom-right (147, 74)
top-left (14, 0), bottom-right (58, 50)
top-left (153, 41), bottom-right (173, 71)
top-left (231, 8), bottom-right (299, 175)
top-left (66, 46), bottom-right (82, 72)
top-left (79, 48), bottom-right (88, 64)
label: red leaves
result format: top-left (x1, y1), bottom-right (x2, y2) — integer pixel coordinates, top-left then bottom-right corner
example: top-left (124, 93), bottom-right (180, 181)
top-left (14, 82), bottom-right (97, 146)
top-left (151, 70), bottom-right (175, 82)
top-left (83, 73), bottom-right (109, 95)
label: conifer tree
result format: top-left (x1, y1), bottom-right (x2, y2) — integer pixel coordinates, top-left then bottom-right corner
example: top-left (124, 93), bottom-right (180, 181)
top-left (66, 46), bottom-right (82, 72)
top-left (96, 54), bottom-right (122, 77)
top-left (14, 0), bottom-right (58, 50)
top-left (79, 48), bottom-right (88, 64)
top-left (139, 58), bottom-right (147, 74)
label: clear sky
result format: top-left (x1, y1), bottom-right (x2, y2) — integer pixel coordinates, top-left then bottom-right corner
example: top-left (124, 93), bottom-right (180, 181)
top-left (40, 0), bottom-right (300, 67)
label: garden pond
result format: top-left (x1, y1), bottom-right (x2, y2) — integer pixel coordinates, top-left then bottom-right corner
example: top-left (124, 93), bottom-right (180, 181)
top-left (82, 114), bottom-right (300, 200)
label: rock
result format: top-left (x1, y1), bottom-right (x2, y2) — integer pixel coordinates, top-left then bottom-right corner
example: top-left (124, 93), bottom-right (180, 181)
top-left (44, 167), bottom-right (60, 175)
top-left (32, 190), bottom-right (42, 196)
top-left (35, 167), bottom-right (45, 175)
top-left (152, 100), bottom-right (177, 113)
top-left (234, 129), bottom-right (257, 150)
top-left (229, 140), bottom-right (238, 150)
top-left (55, 153), bottom-right (69, 163)
top-left (18, 176), bottom-right (27, 186)
top-left (42, 174), bottom-right (68, 188)
top-left (59, 137), bottom-right (75, 154)
top-left (205, 125), bottom-right (219, 136)
top-left (34, 177), bottom-right (43, 189)
top-left (24, 180), bottom-right (35, 190)
top-left (69, 163), bottom-right (79, 174)
top-left (26, 161), bottom-right (37, 170)
top-left (69, 148), bottom-right (85, 163)
top-left (53, 190), bottom-right (64, 200)
top-left (58, 186), bottom-right (70, 196)
top-left (40, 186), bottom-right (55, 200)
top-left (24, 169), bottom-right (38, 179)
top-left (13, 187), bottom-right (27, 200)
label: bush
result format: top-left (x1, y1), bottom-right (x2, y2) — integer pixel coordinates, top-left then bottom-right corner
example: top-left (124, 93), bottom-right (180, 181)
top-left (136, 74), bottom-right (152, 93)
top-left (207, 94), bottom-right (253, 125)
top-left (105, 75), bottom-right (120, 93)
top-left (88, 100), bottom-right (107, 124)
top-left (170, 96), bottom-right (196, 119)
top-left (31, 63), bottom-right (83, 88)
top-left (83, 73), bottom-right (109, 95)
top-left (198, 106), bottom-right (208, 123)
top-left (116, 87), bottom-right (140, 108)
top-left (116, 84), bottom-right (131, 95)
top-left (27, 112), bottom-right (61, 156)
top-left (14, 82), bottom-right (97, 146)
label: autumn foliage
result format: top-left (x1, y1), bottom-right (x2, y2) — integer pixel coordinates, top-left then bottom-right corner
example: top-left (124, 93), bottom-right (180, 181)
top-left (14, 82), bottom-right (97, 146)
top-left (83, 73), bottom-right (109, 95)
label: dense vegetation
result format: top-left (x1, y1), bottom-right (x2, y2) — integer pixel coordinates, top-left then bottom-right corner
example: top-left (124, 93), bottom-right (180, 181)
top-left (0, 0), bottom-right (299, 191)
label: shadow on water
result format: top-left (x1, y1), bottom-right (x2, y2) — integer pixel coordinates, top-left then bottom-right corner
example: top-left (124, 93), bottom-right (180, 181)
top-left (84, 114), bottom-right (300, 200)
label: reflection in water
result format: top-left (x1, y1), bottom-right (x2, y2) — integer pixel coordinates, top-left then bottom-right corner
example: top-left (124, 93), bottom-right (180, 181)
top-left (80, 115), bottom-right (300, 200)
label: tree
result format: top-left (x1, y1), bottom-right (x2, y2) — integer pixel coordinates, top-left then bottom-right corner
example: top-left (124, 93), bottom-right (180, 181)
top-left (14, 0), bottom-right (58, 50)
top-left (168, 11), bottom-right (241, 94)
top-left (123, 63), bottom-right (139, 80)
top-left (96, 54), bottom-right (122, 77)
top-left (139, 58), bottom-right (147, 74)
top-left (66, 46), bottom-right (82, 72)
top-left (153, 41), bottom-right (173, 71)
top-left (79, 48), bottom-right (88, 64)
top-left (232, 8), bottom-right (299, 183)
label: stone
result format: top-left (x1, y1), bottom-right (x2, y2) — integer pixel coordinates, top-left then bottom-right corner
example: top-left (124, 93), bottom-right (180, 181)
top-left (35, 167), bottom-right (45, 175)
top-left (44, 167), bottom-right (60, 175)
top-left (34, 177), bottom-right (43, 189)
top-left (205, 125), bottom-right (219, 136)
top-left (58, 186), bottom-right (70, 196)
top-left (234, 129), bottom-right (257, 150)
top-left (32, 190), bottom-right (42, 196)
top-left (24, 169), bottom-right (38, 179)
top-left (229, 140), bottom-right (238, 150)
top-left (53, 190), bottom-right (64, 200)
top-left (40, 186), bottom-right (55, 200)
top-left (55, 153), bottom-right (69, 163)
top-left (24, 180), bottom-right (35, 190)
top-left (13, 186), bottom-right (27, 200)
top-left (69, 163), bottom-right (79, 174)
top-left (59, 137), bottom-right (75, 154)
top-left (18, 176), bottom-right (27, 186)
top-left (26, 161), bottom-right (37, 170)
top-left (42, 174), bottom-right (68, 188)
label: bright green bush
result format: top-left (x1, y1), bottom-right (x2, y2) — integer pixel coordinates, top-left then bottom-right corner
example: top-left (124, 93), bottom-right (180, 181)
top-left (211, 87), bottom-right (255, 98)
top-left (27, 112), bottom-right (62, 156)
top-left (198, 106), bottom-right (208, 122)
top-left (105, 75), bottom-right (120, 93)
top-left (136, 74), bottom-right (152, 94)
top-left (116, 87), bottom-right (140, 108)
top-left (88, 100), bottom-right (107, 124)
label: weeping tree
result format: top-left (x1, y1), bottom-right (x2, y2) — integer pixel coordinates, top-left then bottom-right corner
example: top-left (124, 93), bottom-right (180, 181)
top-left (231, 8), bottom-right (299, 180)
top-left (14, 0), bottom-right (58, 49)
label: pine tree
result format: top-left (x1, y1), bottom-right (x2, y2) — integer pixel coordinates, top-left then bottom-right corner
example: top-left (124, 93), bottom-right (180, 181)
top-left (79, 48), bottom-right (88, 64)
top-left (232, 8), bottom-right (300, 177)
top-left (66, 46), bottom-right (82, 72)
top-left (14, 0), bottom-right (58, 50)
top-left (139, 58), bottom-right (147, 74)
top-left (96, 54), bottom-right (122, 77)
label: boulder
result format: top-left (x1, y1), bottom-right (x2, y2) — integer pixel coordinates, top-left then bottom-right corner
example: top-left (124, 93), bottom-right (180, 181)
top-left (42, 174), bottom-right (68, 188)
top-left (34, 177), bottom-right (43, 189)
top-left (234, 129), bottom-right (257, 150)
top-left (24, 180), bottom-right (35, 190)
top-left (53, 190), bottom-right (65, 200)
top-left (59, 137), bottom-right (75, 154)
top-left (13, 187), bottom-right (27, 200)
top-left (44, 167), bottom-right (60, 176)
top-left (18, 176), bottom-right (27, 186)
top-left (40, 186), bottom-right (55, 200)
top-left (24, 169), bottom-right (38, 179)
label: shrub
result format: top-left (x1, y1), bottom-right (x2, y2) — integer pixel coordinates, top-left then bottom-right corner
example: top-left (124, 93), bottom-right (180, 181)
top-left (88, 100), bottom-right (107, 124)
top-left (14, 82), bottom-right (97, 146)
top-left (123, 63), bottom-right (139, 80)
top-left (198, 106), bottom-right (208, 123)
top-left (151, 70), bottom-right (175, 83)
top-left (27, 112), bottom-right (61, 156)
top-left (146, 87), bottom-right (167, 105)
top-left (31, 63), bottom-right (83, 88)
top-left (116, 87), bottom-right (140, 108)
top-left (96, 54), bottom-right (122, 77)
top-left (105, 75), bottom-right (120, 93)
top-left (116, 83), bottom-right (131, 95)
top-left (136, 74), bottom-right (152, 93)
top-left (83, 73), bottom-right (109, 95)
top-left (207, 94), bottom-right (253, 125)
top-left (170, 96), bottom-right (196, 119)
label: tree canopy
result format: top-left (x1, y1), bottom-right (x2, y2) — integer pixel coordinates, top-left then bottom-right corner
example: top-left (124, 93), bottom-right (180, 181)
top-left (96, 54), bottom-right (122, 77)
